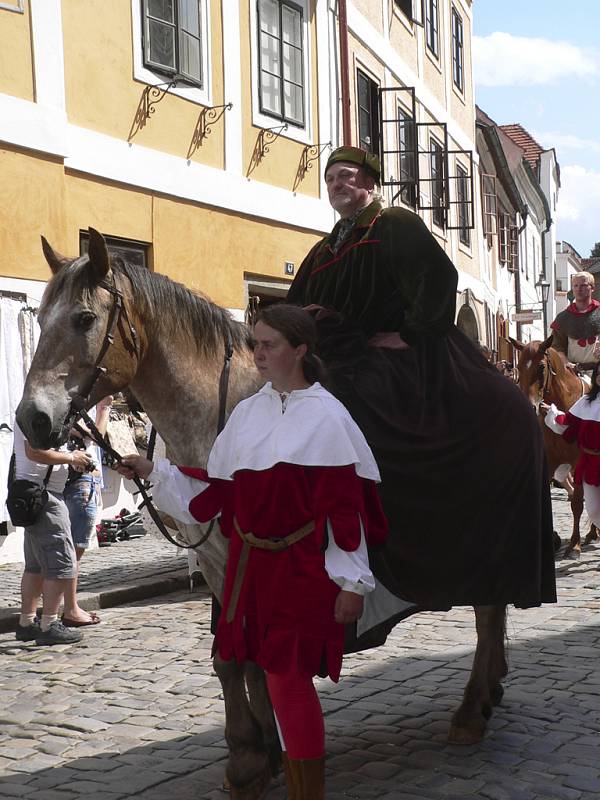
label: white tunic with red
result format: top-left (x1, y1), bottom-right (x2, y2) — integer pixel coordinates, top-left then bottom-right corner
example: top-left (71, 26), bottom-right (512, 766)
top-left (150, 382), bottom-right (388, 681)
top-left (545, 396), bottom-right (600, 486)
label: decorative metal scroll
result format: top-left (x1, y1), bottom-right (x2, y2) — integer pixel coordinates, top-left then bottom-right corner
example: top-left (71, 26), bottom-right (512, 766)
top-left (247, 124), bottom-right (289, 176)
top-left (187, 102), bottom-right (233, 159)
top-left (128, 81), bottom-right (178, 141)
top-left (293, 141), bottom-right (332, 192)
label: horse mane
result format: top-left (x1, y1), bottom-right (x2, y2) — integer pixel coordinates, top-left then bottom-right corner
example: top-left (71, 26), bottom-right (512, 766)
top-left (42, 254), bottom-right (251, 357)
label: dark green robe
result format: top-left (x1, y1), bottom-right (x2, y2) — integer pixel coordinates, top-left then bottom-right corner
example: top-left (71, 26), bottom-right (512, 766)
top-left (288, 201), bottom-right (556, 624)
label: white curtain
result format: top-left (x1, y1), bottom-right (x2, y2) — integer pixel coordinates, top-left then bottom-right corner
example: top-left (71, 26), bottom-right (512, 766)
top-left (0, 299), bottom-right (39, 521)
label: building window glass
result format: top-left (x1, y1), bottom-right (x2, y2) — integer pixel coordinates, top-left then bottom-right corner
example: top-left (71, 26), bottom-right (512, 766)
top-left (142, 0), bottom-right (203, 86)
top-left (426, 0), bottom-right (438, 57)
top-left (457, 163), bottom-right (470, 245)
top-left (258, 0), bottom-right (305, 127)
top-left (430, 137), bottom-right (445, 229)
top-left (397, 106), bottom-right (416, 207)
top-left (80, 232), bottom-right (150, 271)
top-left (357, 69), bottom-right (380, 157)
top-left (451, 6), bottom-right (464, 92)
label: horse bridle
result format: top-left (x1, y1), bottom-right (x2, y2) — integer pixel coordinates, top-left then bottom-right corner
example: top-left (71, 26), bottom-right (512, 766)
top-left (67, 272), bottom-right (140, 425)
top-left (65, 270), bottom-right (234, 551)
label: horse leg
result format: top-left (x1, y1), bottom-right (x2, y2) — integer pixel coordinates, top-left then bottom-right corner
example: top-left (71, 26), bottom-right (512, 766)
top-left (448, 605), bottom-right (507, 745)
top-left (213, 654), bottom-right (272, 800)
top-left (244, 662), bottom-right (282, 778)
top-left (565, 483), bottom-right (584, 557)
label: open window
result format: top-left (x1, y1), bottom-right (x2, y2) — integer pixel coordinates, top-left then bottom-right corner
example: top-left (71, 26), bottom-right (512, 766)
top-left (357, 69), bottom-right (380, 157)
top-left (142, 0), bottom-right (205, 87)
top-left (498, 212), bottom-right (511, 266)
top-left (450, 158), bottom-right (473, 245)
top-left (481, 173), bottom-right (498, 241)
top-left (378, 87), bottom-right (417, 208)
top-left (394, 0), bottom-right (425, 26)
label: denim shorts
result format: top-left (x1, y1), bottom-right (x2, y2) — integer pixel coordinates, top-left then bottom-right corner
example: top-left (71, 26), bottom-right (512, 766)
top-left (64, 475), bottom-right (99, 549)
top-left (23, 491), bottom-right (78, 580)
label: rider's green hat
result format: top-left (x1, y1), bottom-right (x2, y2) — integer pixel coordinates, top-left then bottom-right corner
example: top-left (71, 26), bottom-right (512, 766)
top-left (324, 146), bottom-right (381, 182)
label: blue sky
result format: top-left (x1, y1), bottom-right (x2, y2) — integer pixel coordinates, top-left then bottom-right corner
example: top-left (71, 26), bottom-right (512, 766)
top-left (473, 1), bottom-right (600, 258)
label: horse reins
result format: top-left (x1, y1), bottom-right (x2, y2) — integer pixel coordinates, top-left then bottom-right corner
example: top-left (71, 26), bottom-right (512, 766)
top-left (67, 270), bottom-right (235, 551)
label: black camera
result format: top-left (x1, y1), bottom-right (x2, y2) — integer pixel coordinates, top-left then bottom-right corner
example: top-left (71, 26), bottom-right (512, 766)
top-left (67, 437), bottom-right (97, 472)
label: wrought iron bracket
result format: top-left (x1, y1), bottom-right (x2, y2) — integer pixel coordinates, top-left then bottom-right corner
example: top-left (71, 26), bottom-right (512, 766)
top-left (293, 141), bottom-right (332, 191)
top-left (128, 81), bottom-right (179, 141)
top-left (247, 124), bottom-right (289, 176)
top-left (187, 102), bottom-right (233, 158)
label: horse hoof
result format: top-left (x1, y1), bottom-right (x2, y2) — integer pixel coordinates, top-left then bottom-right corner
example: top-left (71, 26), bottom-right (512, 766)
top-left (229, 765), bottom-right (272, 800)
top-left (490, 683), bottom-right (504, 706)
top-left (447, 724), bottom-right (485, 745)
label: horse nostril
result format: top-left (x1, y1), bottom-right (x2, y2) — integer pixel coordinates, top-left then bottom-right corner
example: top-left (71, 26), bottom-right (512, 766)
top-left (31, 411), bottom-right (52, 443)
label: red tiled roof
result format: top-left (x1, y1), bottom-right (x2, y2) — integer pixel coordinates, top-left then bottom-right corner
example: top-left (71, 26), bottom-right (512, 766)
top-left (582, 258), bottom-right (600, 272)
top-left (499, 124), bottom-right (545, 169)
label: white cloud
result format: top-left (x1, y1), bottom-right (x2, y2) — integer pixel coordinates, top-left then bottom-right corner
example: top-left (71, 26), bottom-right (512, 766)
top-left (556, 165), bottom-right (600, 254)
top-left (474, 32), bottom-right (599, 87)
top-left (532, 131), bottom-right (600, 154)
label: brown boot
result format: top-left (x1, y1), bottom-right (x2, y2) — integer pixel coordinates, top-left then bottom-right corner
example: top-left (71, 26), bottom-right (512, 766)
top-left (282, 753), bottom-right (299, 800)
top-left (285, 755), bottom-right (325, 800)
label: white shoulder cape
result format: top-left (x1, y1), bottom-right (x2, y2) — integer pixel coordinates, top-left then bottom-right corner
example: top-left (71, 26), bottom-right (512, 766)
top-left (207, 382), bottom-right (380, 482)
top-left (567, 394), bottom-right (600, 423)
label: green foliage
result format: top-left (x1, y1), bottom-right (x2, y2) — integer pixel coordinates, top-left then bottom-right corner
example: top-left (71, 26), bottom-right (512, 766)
top-left (591, 242), bottom-right (600, 258)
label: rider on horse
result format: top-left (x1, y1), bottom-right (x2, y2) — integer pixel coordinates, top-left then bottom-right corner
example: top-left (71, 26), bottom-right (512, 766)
top-left (550, 272), bottom-right (600, 381)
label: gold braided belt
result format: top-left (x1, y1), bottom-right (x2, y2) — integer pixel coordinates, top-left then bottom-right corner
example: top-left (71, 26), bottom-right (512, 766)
top-left (581, 446), bottom-right (600, 456)
top-left (225, 517), bottom-right (315, 623)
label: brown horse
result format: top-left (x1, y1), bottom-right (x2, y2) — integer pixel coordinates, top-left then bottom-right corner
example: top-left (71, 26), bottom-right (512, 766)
top-left (514, 337), bottom-right (598, 555)
top-left (17, 229), bottom-right (508, 797)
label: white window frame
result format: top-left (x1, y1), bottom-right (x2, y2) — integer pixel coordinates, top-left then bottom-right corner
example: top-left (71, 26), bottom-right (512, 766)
top-left (131, 0), bottom-right (212, 108)
top-left (250, 0), bottom-right (313, 146)
top-left (0, 0), bottom-right (24, 11)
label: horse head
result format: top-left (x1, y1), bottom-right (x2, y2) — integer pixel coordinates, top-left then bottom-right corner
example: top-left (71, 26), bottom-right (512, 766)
top-left (16, 229), bottom-right (143, 448)
top-left (515, 336), bottom-right (579, 411)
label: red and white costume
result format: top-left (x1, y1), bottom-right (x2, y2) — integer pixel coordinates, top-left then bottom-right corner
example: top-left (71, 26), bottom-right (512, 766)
top-left (545, 396), bottom-right (600, 525)
top-left (149, 381), bottom-right (388, 683)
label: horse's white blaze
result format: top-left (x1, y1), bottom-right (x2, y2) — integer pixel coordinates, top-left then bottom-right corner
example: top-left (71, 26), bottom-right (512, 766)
top-left (525, 360), bottom-right (532, 369)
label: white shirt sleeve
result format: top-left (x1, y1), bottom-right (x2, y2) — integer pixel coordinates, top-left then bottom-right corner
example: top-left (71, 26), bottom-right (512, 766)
top-left (324, 515), bottom-right (376, 596)
top-left (148, 458), bottom-right (211, 526)
top-left (544, 403), bottom-right (569, 435)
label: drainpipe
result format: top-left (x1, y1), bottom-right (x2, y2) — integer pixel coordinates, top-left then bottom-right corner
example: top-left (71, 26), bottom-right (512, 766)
top-left (515, 210), bottom-right (528, 342)
top-left (338, 0), bottom-right (351, 144)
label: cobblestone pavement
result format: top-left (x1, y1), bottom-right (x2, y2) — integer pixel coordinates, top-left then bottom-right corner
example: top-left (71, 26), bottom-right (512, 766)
top-left (0, 533), bottom-right (188, 615)
top-left (1, 489), bottom-right (600, 800)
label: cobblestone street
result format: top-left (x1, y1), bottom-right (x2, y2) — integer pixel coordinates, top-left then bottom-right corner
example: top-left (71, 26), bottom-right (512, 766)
top-left (1, 488), bottom-right (600, 800)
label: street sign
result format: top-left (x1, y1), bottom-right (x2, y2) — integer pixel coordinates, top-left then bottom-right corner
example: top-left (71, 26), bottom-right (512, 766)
top-left (511, 310), bottom-right (543, 322)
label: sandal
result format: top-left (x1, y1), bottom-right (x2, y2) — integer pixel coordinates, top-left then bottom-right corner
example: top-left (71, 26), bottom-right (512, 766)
top-left (61, 612), bottom-right (101, 627)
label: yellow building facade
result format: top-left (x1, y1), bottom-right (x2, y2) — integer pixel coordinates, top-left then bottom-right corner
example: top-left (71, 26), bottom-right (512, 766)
top-left (0, 0), bottom-right (485, 335)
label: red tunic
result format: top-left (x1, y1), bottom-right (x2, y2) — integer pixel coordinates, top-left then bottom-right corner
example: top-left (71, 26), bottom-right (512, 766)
top-left (556, 411), bottom-right (600, 486)
top-left (179, 462), bottom-right (387, 681)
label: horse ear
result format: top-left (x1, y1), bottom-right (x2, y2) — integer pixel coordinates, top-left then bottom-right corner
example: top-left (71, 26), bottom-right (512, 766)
top-left (41, 236), bottom-right (69, 275)
top-left (87, 228), bottom-right (111, 284)
top-left (539, 334), bottom-right (554, 355)
top-left (508, 337), bottom-right (524, 352)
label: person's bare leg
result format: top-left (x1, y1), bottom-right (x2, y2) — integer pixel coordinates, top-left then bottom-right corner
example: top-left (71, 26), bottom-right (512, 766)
top-left (61, 548), bottom-right (97, 622)
top-left (41, 577), bottom-right (74, 625)
top-left (20, 571), bottom-right (43, 616)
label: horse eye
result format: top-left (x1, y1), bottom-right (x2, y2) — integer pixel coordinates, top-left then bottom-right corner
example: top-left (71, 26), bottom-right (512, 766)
top-left (76, 311), bottom-right (97, 330)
